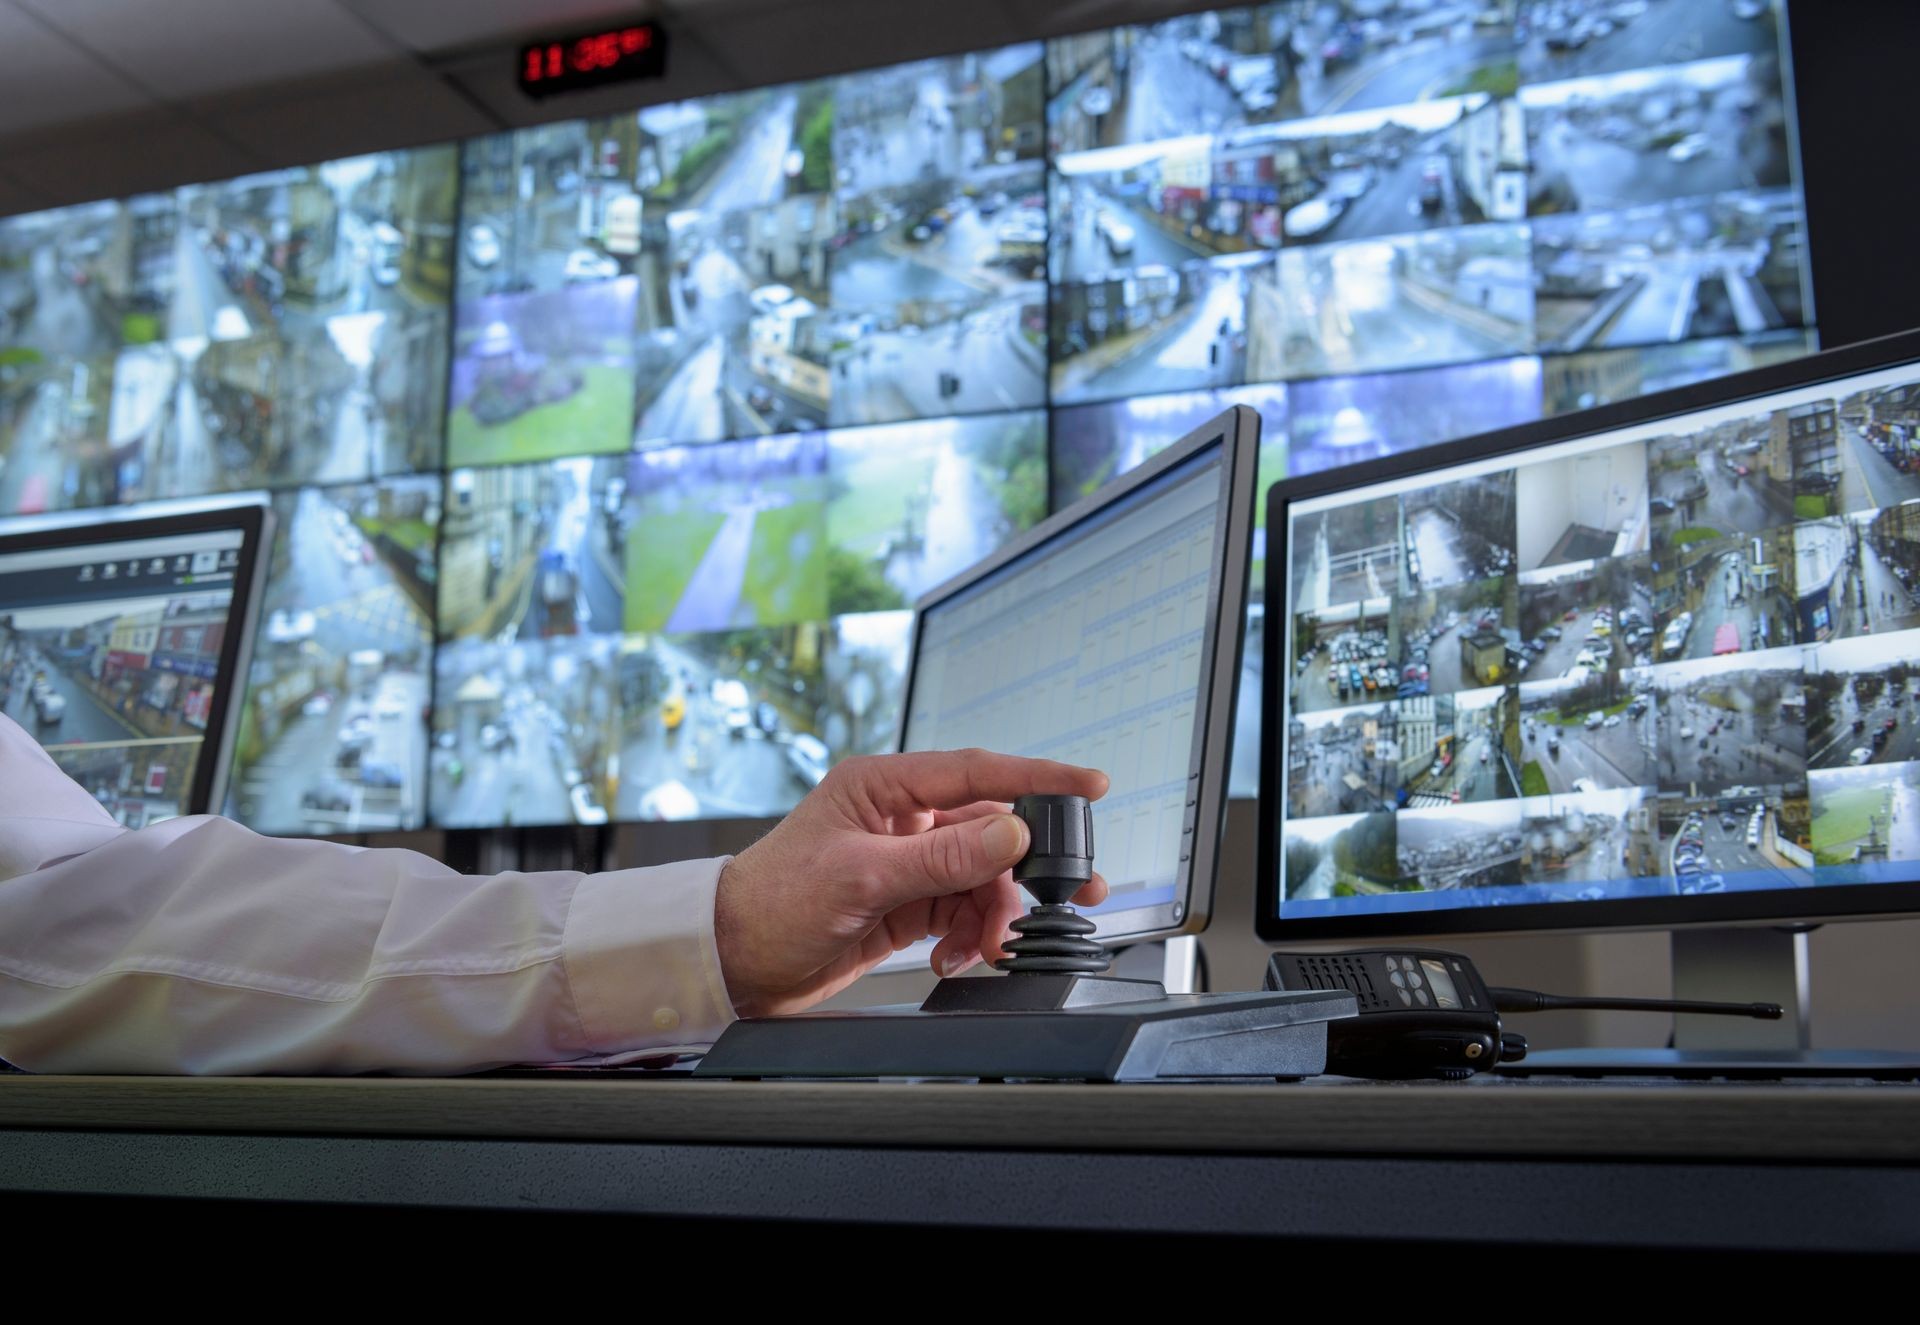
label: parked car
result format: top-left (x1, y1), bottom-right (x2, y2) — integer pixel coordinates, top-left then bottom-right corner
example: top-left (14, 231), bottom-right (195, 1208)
top-left (786, 733), bottom-right (831, 788)
top-left (569, 782), bottom-right (610, 826)
top-left (563, 248), bottom-right (619, 283)
top-left (465, 224), bottom-right (501, 268)
top-left (358, 759), bottom-right (404, 789)
top-left (266, 608), bottom-right (317, 644)
top-left (638, 779), bottom-right (700, 821)
top-left (301, 780), bottom-right (355, 813)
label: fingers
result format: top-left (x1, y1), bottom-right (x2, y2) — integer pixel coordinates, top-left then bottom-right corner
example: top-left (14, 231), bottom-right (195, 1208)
top-left (932, 800), bottom-right (1010, 827)
top-left (975, 876), bottom-right (1031, 966)
top-left (884, 892), bottom-right (975, 976)
top-left (929, 918), bottom-right (984, 978)
top-left (877, 809), bottom-right (1031, 904)
top-left (929, 876), bottom-right (1014, 976)
top-left (881, 896), bottom-right (935, 951)
top-left (1073, 871), bottom-right (1110, 907)
top-left (928, 891), bottom-right (966, 936)
top-left (845, 748), bottom-right (1109, 817)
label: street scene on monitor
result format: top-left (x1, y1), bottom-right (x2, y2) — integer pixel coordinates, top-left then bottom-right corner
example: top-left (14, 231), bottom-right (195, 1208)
top-left (1281, 356), bottom-right (1920, 917)
top-left (2, 587), bottom-right (229, 829)
top-left (0, 1), bottom-right (1817, 831)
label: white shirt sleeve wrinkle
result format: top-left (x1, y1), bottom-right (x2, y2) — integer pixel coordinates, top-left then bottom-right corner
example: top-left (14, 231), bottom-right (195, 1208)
top-left (0, 712), bottom-right (737, 1074)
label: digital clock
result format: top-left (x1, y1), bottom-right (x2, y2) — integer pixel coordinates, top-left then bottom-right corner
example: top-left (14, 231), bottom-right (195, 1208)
top-left (517, 21), bottom-right (668, 99)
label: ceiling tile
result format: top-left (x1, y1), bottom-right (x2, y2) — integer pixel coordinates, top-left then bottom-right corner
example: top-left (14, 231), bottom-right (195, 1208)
top-left (0, 161), bottom-right (46, 219)
top-left (0, 2), bottom-right (152, 137)
top-left (12, 0), bottom-right (401, 101)
top-left (201, 64), bottom-right (501, 165)
top-left (337, 0), bottom-right (658, 54)
top-left (709, 0), bottom-right (1017, 87)
top-left (1, 113), bottom-right (259, 206)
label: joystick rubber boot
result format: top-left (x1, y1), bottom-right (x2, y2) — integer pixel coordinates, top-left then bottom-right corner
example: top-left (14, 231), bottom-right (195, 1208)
top-left (995, 794), bottom-right (1110, 975)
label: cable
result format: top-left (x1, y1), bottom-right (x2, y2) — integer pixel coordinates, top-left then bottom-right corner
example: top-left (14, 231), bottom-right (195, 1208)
top-left (1487, 988), bottom-right (1782, 1019)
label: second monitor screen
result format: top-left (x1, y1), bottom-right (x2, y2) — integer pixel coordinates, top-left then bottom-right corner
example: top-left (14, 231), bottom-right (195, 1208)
top-left (906, 451), bottom-right (1226, 920)
top-left (1280, 356), bottom-right (1920, 920)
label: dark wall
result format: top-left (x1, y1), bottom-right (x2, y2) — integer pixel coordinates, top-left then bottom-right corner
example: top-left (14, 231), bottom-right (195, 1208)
top-left (1789, 0), bottom-right (1920, 348)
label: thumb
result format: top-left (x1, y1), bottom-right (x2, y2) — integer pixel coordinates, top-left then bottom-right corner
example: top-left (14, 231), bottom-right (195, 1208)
top-left (884, 812), bottom-right (1029, 902)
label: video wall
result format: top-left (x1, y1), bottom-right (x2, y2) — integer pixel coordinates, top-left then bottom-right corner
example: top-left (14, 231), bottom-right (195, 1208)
top-left (0, 1), bottom-right (1814, 834)
top-left (1277, 353), bottom-right (1920, 918)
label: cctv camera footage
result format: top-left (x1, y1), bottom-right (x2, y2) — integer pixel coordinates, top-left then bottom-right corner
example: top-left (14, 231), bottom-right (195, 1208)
top-left (1, 0), bottom-right (1819, 831)
top-left (1279, 354), bottom-right (1920, 919)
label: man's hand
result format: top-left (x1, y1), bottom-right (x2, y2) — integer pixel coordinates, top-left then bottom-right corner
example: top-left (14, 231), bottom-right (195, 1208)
top-left (712, 748), bottom-right (1110, 1018)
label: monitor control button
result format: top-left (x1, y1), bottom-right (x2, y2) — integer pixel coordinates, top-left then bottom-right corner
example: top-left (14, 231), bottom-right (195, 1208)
top-left (1383, 956), bottom-right (1399, 970)
top-left (1398, 989), bottom-right (1412, 1006)
top-left (1406, 968), bottom-right (1423, 989)
top-left (1389, 971), bottom-right (1406, 988)
top-left (1414, 989), bottom-right (1430, 1006)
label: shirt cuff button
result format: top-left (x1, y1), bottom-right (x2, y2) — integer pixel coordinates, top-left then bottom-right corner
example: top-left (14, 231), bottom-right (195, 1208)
top-left (652, 1007), bottom-right (681, 1032)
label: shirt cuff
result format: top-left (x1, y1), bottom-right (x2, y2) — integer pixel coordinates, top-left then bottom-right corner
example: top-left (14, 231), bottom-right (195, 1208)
top-left (561, 856), bottom-right (738, 1056)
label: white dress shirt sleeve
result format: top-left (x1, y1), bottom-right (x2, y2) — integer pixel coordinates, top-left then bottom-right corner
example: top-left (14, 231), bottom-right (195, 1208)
top-left (0, 714), bottom-right (737, 1075)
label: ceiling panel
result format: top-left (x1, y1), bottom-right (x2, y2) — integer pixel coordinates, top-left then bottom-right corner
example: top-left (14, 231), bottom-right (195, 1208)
top-left (0, 2), bottom-right (152, 133)
top-left (2, 113), bottom-right (258, 207)
top-left (203, 64), bottom-right (500, 165)
top-left (1029, 0), bottom-right (1210, 34)
top-left (0, 0), bottom-right (1218, 218)
top-left (12, 0), bottom-right (401, 101)
top-left (338, 0), bottom-right (661, 53)
top-left (710, 0), bottom-right (1023, 88)
top-left (0, 161), bottom-right (43, 217)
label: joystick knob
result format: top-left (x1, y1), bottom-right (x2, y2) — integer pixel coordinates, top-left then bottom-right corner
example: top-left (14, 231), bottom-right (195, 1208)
top-left (995, 794), bottom-right (1110, 975)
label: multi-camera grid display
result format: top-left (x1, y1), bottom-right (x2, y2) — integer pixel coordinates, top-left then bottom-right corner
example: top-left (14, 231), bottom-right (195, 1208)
top-left (0, 2), bottom-right (1814, 832)
top-left (1279, 356), bottom-right (1920, 918)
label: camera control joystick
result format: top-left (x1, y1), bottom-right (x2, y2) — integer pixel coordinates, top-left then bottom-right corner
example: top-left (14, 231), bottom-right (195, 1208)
top-left (995, 794), bottom-right (1109, 976)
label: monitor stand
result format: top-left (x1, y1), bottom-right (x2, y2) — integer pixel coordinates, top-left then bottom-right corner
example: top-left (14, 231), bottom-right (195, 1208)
top-left (694, 795), bottom-right (1356, 1082)
top-left (1509, 927), bottom-right (1920, 1080)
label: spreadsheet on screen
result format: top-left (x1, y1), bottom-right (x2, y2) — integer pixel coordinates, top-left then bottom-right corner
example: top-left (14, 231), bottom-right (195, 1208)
top-left (905, 452), bottom-right (1222, 909)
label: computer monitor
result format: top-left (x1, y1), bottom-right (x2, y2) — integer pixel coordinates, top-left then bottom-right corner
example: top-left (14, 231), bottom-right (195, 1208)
top-left (1258, 329), bottom-right (1920, 1054)
top-left (0, 505), bottom-right (270, 824)
top-left (898, 405), bottom-right (1261, 950)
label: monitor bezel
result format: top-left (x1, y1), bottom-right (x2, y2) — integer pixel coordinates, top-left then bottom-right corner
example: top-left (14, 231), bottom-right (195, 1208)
top-left (898, 405), bottom-right (1261, 946)
top-left (0, 502), bottom-right (270, 818)
top-left (1257, 326), bottom-right (1920, 943)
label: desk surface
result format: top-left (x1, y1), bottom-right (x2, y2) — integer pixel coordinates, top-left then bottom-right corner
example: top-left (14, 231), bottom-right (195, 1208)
top-left (5, 1075), bottom-right (1918, 1248)
top-left (3, 1072), bottom-right (1918, 1161)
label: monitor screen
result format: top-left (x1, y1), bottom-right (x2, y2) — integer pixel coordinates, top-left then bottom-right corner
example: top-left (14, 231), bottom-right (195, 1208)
top-left (0, 519), bottom-right (255, 826)
top-left (905, 437), bottom-right (1234, 936)
top-left (0, 1), bottom-right (1817, 836)
top-left (1267, 336), bottom-right (1920, 935)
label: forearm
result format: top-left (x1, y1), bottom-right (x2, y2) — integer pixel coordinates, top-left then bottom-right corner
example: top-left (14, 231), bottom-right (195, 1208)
top-left (0, 815), bottom-right (736, 1075)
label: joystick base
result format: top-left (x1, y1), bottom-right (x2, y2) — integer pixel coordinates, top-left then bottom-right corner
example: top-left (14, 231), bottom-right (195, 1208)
top-left (919, 972), bottom-right (1164, 1014)
top-left (694, 987), bottom-right (1358, 1082)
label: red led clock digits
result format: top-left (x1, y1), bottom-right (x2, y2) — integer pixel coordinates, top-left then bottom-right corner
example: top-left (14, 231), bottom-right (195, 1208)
top-left (571, 34), bottom-right (616, 71)
top-left (518, 23), bottom-right (664, 96)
